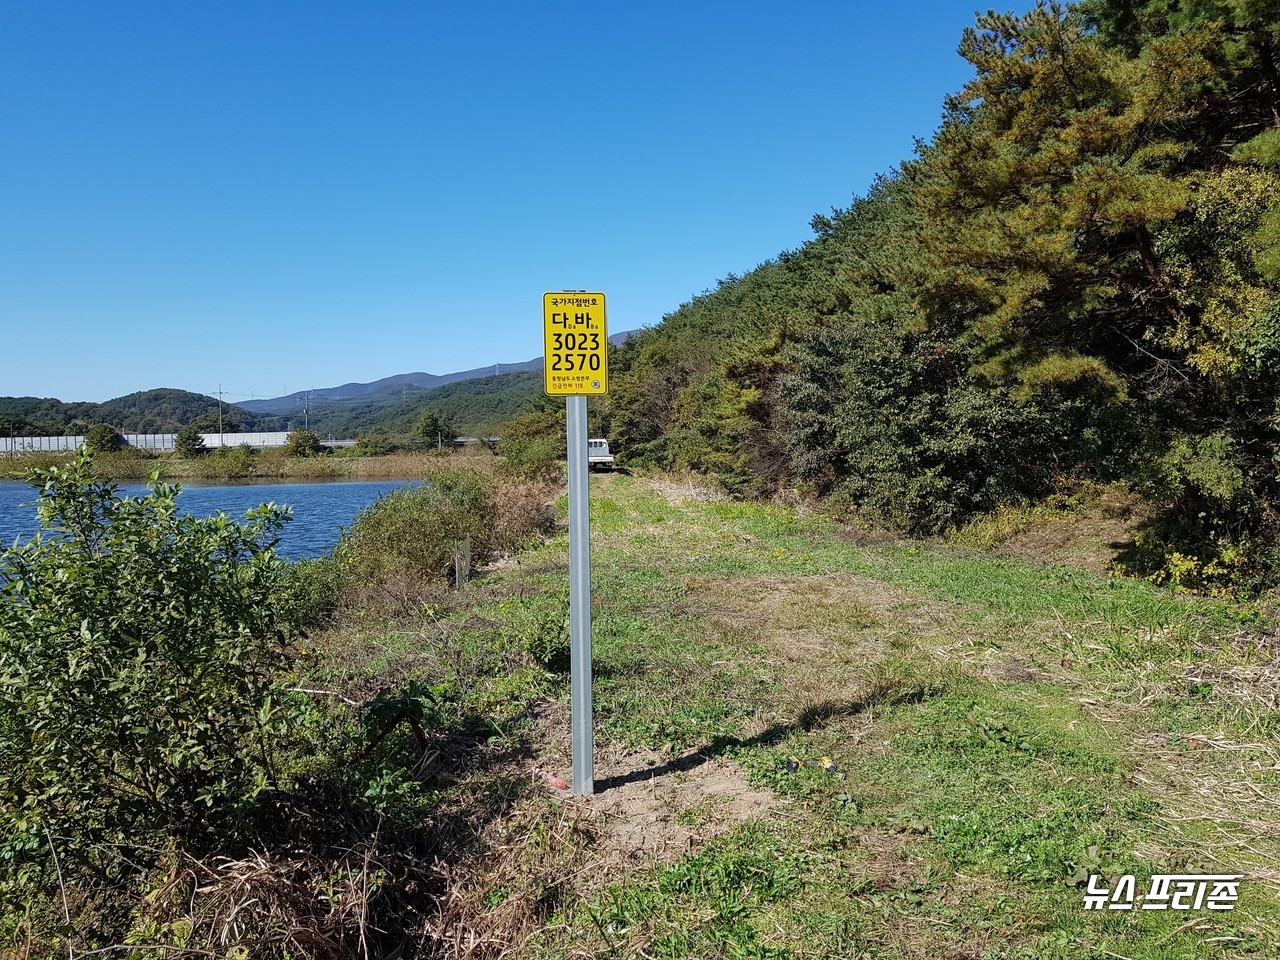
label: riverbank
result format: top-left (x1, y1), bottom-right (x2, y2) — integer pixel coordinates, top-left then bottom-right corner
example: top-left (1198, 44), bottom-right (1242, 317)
top-left (8, 470), bottom-right (1277, 956)
top-left (284, 474), bottom-right (1280, 954)
top-left (0, 447), bottom-right (497, 482)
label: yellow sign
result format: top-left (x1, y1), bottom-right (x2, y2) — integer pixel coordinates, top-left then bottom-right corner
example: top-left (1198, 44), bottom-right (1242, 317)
top-left (543, 291), bottom-right (608, 395)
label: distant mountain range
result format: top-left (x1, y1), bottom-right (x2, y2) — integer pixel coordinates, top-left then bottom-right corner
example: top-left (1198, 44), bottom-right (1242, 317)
top-left (238, 329), bottom-right (638, 415)
top-left (0, 329), bottom-right (641, 438)
top-left (238, 360), bottom-right (541, 415)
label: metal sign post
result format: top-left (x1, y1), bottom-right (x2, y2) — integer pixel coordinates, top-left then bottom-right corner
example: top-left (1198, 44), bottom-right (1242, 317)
top-left (543, 291), bottom-right (608, 795)
top-left (565, 394), bottom-right (593, 794)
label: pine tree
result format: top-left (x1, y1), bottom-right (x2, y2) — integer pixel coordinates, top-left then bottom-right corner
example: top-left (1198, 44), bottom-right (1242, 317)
top-left (909, 2), bottom-right (1215, 396)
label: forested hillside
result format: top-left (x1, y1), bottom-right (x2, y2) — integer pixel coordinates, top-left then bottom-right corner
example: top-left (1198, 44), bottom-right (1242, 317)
top-left (605, 0), bottom-right (1280, 593)
top-left (0, 374), bottom-right (543, 444)
top-left (0, 389), bottom-right (278, 435)
top-left (280, 370), bottom-right (542, 439)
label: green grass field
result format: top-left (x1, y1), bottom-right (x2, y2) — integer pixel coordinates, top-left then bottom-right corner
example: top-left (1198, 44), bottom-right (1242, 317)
top-left (307, 471), bottom-right (1279, 958)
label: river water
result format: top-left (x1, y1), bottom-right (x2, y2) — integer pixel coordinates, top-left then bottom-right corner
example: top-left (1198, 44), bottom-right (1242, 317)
top-left (0, 478), bottom-right (417, 560)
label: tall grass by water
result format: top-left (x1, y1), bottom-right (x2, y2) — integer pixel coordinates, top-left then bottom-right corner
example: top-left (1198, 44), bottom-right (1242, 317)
top-left (0, 446), bottom-right (499, 482)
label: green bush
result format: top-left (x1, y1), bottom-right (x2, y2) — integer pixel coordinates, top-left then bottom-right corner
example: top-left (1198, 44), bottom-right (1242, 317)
top-left (498, 435), bottom-right (562, 481)
top-left (201, 442), bottom-right (258, 479)
top-left (1120, 433), bottom-right (1278, 595)
top-left (783, 325), bottom-right (1052, 534)
top-left (496, 406), bottom-right (565, 481)
top-left (355, 433), bottom-right (398, 456)
top-left (284, 428), bottom-right (326, 458)
top-left (174, 425), bottom-right (207, 457)
top-left (92, 445), bottom-right (162, 481)
top-left (415, 409), bottom-right (458, 448)
top-left (508, 589), bottom-right (570, 668)
top-left (333, 469), bottom-right (495, 593)
top-left (0, 452), bottom-right (303, 898)
top-left (83, 423), bottom-right (123, 454)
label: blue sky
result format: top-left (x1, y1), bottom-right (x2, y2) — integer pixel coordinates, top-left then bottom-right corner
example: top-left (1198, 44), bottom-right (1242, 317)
top-left (2, 1), bottom-right (1000, 404)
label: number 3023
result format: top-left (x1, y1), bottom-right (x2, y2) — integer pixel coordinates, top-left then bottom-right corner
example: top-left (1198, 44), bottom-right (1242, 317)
top-left (550, 332), bottom-right (603, 371)
top-left (552, 332), bottom-right (601, 352)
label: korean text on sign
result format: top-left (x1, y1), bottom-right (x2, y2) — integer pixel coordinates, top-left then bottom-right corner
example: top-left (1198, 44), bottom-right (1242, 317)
top-left (543, 292), bottom-right (608, 396)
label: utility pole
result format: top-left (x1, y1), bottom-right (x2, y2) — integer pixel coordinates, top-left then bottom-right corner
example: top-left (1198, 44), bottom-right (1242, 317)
top-left (304, 391), bottom-right (310, 431)
top-left (217, 384), bottom-right (224, 448)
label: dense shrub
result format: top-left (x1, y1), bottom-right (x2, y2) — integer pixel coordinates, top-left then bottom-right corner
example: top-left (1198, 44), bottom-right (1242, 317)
top-left (333, 469), bottom-right (496, 594)
top-left (354, 433), bottom-right (398, 456)
top-left (0, 453), bottom-right (304, 904)
top-left (204, 442), bottom-right (258, 479)
top-left (415, 409), bottom-right (458, 447)
top-left (284, 428), bottom-right (326, 458)
top-left (496, 406), bottom-right (566, 481)
top-left (490, 474), bottom-right (558, 554)
top-left (83, 423), bottom-right (123, 453)
top-left (498, 434), bottom-right (563, 481)
top-left (783, 325), bottom-right (1052, 534)
top-left (332, 468), bottom-right (555, 602)
top-left (174, 424), bottom-right (207, 457)
top-left (1120, 433), bottom-right (1280, 595)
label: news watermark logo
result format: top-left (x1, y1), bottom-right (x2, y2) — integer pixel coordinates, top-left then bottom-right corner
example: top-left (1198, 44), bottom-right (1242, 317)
top-left (1084, 874), bottom-right (1243, 912)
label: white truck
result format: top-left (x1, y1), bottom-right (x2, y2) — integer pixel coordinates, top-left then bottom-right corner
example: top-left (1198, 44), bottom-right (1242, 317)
top-left (587, 438), bottom-right (615, 471)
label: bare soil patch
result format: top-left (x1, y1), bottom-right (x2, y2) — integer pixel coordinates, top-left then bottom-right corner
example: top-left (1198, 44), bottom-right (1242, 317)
top-left (578, 749), bottom-right (776, 867)
top-left (528, 703), bottom-right (776, 871)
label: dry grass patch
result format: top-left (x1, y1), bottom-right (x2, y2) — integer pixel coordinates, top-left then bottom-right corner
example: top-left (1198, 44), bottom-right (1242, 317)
top-left (1126, 728), bottom-right (1280, 893)
top-left (426, 796), bottom-right (591, 960)
top-left (645, 470), bottom-right (733, 506)
top-left (954, 482), bottom-right (1145, 575)
top-left (489, 474), bottom-right (558, 556)
top-left (137, 839), bottom-right (439, 959)
top-left (693, 573), bottom-right (959, 647)
top-left (690, 572), bottom-right (962, 699)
